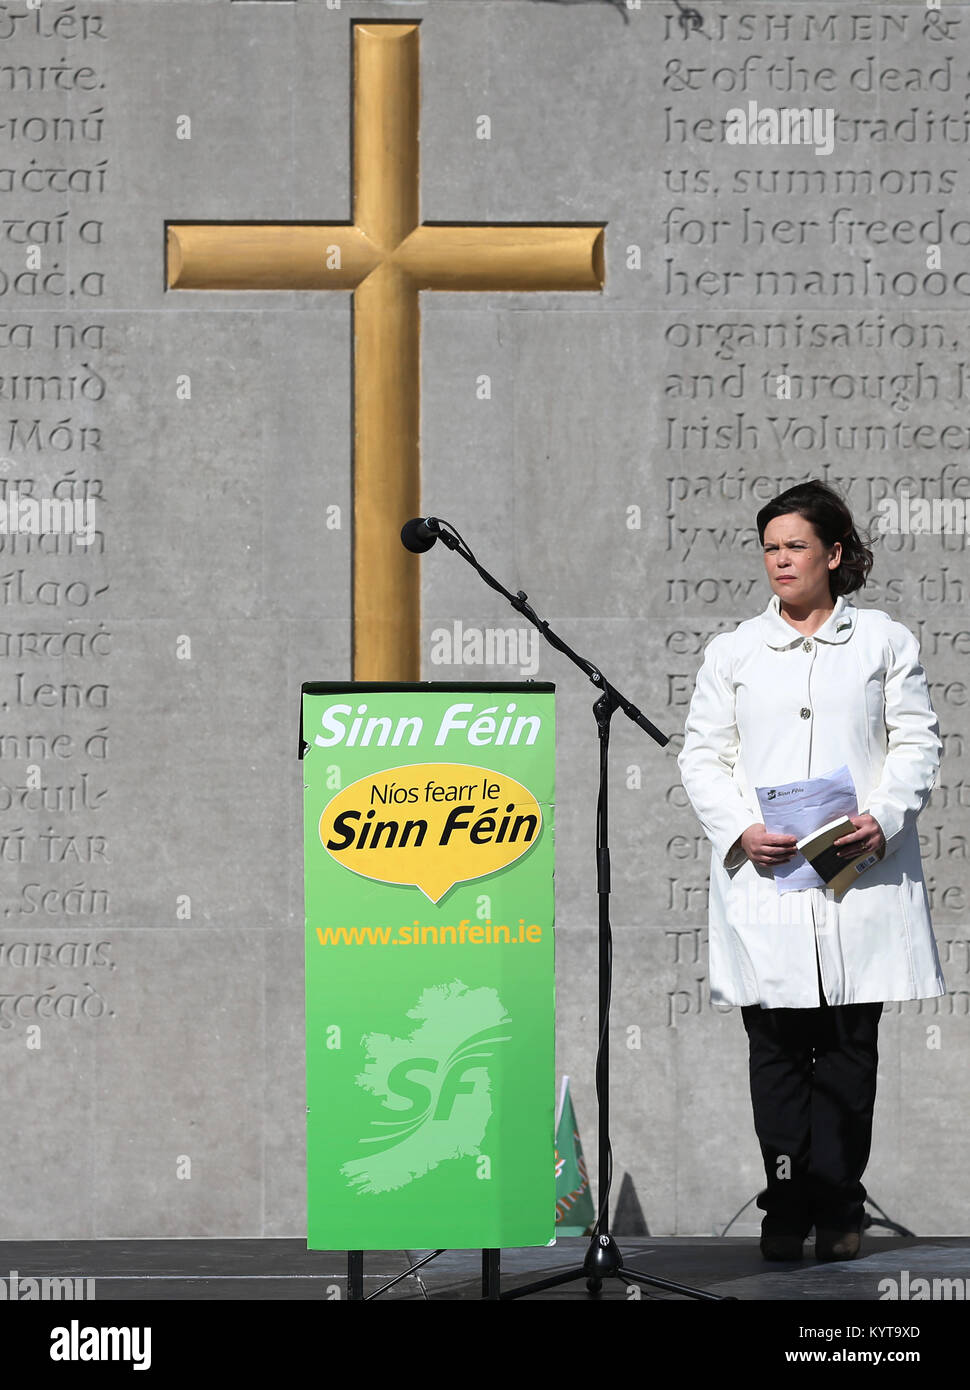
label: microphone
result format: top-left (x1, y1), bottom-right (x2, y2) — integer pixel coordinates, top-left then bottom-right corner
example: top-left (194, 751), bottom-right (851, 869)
top-left (401, 516), bottom-right (442, 553)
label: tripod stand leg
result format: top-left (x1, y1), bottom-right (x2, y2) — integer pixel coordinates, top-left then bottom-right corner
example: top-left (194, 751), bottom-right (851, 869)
top-left (617, 1266), bottom-right (731, 1301)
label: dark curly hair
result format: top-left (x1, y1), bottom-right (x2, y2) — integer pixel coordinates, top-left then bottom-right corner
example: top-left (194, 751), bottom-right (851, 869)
top-left (756, 479), bottom-right (873, 597)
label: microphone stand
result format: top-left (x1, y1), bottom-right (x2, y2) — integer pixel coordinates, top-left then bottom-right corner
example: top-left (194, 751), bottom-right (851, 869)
top-left (408, 518), bottom-right (727, 1301)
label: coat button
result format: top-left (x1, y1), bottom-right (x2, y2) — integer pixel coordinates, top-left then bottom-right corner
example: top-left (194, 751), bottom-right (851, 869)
top-left (802, 639), bottom-right (813, 652)
top-left (800, 707), bottom-right (811, 719)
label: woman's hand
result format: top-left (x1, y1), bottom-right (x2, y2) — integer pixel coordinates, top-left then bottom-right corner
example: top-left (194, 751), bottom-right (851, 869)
top-left (740, 823), bottom-right (798, 867)
top-left (833, 813), bottom-right (886, 860)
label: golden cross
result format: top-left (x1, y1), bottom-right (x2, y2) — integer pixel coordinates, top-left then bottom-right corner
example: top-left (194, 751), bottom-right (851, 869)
top-left (166, 20), bottom-right (604, 679)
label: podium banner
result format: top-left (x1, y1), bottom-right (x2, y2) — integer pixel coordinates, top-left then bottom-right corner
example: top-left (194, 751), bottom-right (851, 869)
top-left (301, 682), bottom-right (556, 1250)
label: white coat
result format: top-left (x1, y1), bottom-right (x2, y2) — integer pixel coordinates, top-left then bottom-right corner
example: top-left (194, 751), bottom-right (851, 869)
top-left (677, 592), bottom-right (946, 1009)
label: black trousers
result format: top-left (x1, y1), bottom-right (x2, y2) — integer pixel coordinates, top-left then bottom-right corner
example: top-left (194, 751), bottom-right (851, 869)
top-left (740, 994), bottom-right (883, 1235)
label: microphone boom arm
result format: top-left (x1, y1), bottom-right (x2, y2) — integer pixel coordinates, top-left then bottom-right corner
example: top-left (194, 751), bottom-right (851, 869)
top-left (415, 519), bottom-right (667, 747)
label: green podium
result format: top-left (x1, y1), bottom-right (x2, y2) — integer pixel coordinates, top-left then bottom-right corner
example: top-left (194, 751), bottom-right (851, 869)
top-left (300, 682), bottom-right (556, 1256)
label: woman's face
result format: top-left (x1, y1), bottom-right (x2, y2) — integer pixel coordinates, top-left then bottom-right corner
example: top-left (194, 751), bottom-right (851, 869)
top-left (762, 512), bottom-right (842, 610)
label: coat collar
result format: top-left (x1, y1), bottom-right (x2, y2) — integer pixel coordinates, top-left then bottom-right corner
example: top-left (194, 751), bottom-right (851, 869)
top-left (760, 592), bottom-right (856, 648)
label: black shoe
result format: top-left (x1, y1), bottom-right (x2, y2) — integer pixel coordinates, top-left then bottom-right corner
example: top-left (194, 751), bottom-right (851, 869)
top-left (760, 1233), bottom-right (805, 1261)
top-left (815, 1228), bottom-right (862, 1262)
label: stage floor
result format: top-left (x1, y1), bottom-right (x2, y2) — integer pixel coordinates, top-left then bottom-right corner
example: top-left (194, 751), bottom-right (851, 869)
top-left (1, 1234), bottom-right (968, 1300)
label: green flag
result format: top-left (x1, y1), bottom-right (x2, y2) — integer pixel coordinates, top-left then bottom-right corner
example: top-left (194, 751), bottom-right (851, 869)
top-left (554, 1076), bottom-right (595, 1236)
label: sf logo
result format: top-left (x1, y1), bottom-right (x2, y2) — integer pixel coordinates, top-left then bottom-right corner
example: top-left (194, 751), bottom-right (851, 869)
top-left (386, 1055), bottom-right (486, 1122)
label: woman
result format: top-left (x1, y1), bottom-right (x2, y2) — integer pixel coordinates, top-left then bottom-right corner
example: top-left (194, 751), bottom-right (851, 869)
top-left (677, 479), bottom-right (945, 1263)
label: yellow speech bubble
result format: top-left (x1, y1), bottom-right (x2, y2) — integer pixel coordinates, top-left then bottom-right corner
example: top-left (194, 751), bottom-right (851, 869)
top-left (319, 763), bottom-right (543, 903)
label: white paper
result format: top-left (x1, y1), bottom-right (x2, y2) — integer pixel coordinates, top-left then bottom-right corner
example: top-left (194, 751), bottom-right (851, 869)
top-left (755, 765), bottom-right (858, 894)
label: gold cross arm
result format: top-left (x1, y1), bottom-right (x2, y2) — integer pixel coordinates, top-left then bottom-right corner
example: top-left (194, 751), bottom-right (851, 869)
top-left (166, 225), bottom-right (382, 290)
top-left (166, 222), bottom-right (602, 293)
top-left (166, 22), bottom-right (605, 680)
